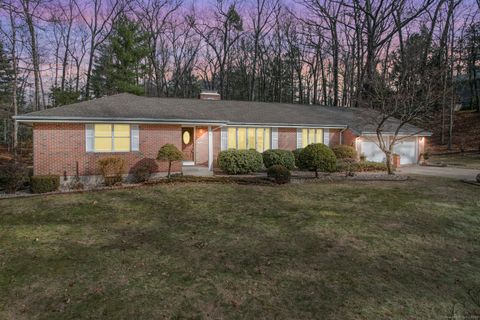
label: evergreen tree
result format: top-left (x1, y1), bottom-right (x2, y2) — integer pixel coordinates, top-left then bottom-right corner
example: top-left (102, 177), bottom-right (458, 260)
top-left (91, 16), bottom-right (149, 97)
top-left (0, 41), bottom-right (14, 111)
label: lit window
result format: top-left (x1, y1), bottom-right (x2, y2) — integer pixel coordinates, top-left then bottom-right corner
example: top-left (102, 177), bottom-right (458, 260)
top-left (302, 128), bottom-right (324, 147)
top-left (227, 127), bottom-right (271, 152)
top-left (228, 127), bottom-right (237, 149)
top-left (237, 128), bottom-right (247, 149)
top-left (94, 124), bottom-right (131, 152)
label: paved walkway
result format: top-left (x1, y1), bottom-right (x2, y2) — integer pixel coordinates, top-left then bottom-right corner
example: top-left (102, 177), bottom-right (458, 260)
top-left (397, 165), bottom-right (479, 180)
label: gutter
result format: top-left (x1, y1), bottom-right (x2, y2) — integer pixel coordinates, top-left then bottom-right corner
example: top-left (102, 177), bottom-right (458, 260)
top-left (13, 116), bottom-right (348, 129)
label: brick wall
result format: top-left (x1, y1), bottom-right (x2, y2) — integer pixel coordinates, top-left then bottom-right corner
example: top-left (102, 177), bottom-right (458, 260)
top-left (33, 123), bottom-right (182, 176)
top-left (278, 128), bottom-right (297, 150)
top-left (329, 129), bottom-right (341, 146)
top-left (342, 129), bottom-right (358, 147)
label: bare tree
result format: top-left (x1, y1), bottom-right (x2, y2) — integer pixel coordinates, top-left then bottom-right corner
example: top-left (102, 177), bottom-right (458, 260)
top-left (192, 0), bottom-right (244, 98)
top-left (73, 0), bottom-right (123, 99)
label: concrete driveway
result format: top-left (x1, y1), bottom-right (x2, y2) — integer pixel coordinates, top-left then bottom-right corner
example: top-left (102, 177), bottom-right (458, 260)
top-left (397, 165), bottom-right (480, 180)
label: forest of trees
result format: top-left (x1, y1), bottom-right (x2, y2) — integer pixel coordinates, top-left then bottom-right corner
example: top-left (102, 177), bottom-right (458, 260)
top-left (0, 0), bottom-right (479, 151)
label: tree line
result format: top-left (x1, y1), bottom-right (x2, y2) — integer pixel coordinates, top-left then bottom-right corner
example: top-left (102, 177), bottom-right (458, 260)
top-left (0, 0), bottom-right (479, 152)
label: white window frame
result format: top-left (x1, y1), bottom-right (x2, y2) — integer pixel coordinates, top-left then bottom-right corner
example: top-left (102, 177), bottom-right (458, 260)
top-left (88, 124), bottom-right (134, 153)
top-left (227, 127), bottom-right (272, 152)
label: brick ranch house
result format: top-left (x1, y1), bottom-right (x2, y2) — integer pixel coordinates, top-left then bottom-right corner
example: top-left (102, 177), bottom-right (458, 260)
top-left (15, 92), bottom-right (430, 183)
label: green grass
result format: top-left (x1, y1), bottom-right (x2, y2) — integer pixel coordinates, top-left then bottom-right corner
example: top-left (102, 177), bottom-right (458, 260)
top-left (1, 177), bottom-right (480, 319)
top-left (428, 152), bottom-right (480, 170)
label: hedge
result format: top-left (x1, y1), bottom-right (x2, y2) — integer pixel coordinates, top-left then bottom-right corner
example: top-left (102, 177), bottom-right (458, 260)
top-left (30, 175), bottom-right (60, 193)
top-left (332, 144), bottom-right (357, 159)
top-left (292, 148), bottom-right (303, 168)
top-left (218, 149), bottom-right (263, 174)
top-left (267, 165), bottom-right (291, 184)
top-left (336, 160), bottom-right (387, 172)
top-left (262, 149), bottom-right (295, 170)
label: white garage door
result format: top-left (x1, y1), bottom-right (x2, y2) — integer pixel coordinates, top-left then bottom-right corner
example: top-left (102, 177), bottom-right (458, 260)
top-left (393, 139), bottom-right (417, 165)
top-left (360, 140), bottom-right (386, 163)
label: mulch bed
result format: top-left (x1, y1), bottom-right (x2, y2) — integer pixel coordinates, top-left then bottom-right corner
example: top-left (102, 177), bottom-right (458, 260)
top-left (0, 171), bottom-right (408, 200)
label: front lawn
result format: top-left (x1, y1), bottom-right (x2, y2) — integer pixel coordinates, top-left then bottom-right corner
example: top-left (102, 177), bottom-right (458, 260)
top-left (1, 177), bottom-right (479, 319)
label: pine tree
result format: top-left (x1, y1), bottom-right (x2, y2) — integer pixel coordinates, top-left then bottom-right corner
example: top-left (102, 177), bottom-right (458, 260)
top-left (91, 16), bottom-right (149, 97)
top-left (0, 41), bottom-right (14, 112)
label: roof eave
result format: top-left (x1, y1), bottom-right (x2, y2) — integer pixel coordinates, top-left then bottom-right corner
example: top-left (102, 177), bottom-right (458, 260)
top-left (14, 116), bottom-right (348, 129)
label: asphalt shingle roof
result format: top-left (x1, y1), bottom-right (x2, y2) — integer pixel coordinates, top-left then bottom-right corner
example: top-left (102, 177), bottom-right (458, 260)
top-left (15, 93), bottom-right (430, 135)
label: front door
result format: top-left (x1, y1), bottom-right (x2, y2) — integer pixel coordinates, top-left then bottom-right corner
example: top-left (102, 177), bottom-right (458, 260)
top-left (182, 127), bottom-right (194, 162)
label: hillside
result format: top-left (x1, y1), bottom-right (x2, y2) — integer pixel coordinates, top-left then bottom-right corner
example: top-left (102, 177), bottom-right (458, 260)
top-left (428, 110), bottom-right (480, 153)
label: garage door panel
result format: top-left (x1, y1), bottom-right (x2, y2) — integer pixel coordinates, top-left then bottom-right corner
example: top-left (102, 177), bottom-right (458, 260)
top-left (360, 141), bottom-right (386, 163)
top-left (393, 139), bottom-right (417, 165)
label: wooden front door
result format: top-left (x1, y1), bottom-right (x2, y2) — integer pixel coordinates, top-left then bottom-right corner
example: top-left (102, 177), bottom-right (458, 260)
top-left (182, 127), bottom-right (194, 162)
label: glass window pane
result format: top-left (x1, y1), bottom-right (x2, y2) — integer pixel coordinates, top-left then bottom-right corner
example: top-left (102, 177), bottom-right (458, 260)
top-left (95, 137), bottom-right (112, 152)
top-left (316, 129), bottom-right (323, 144)
top-left (308, 129), bottom-right (315, 145)
top-left (114, 137), bottom-right (130, 152)
top-left (264, 128), bottom-right (270, 150)
top-left (247, 128), bottom-right (256, 149)
top-left (95, 124), bottom-right (112, 137)
top-left (114, 124), bottom-right (130, 138)
top-left (256, 128), bottom-right (264, 152)
top-left (237, 128), bottom-right (247, 149)
top-left (302, 129), bottom-right (308, 147)
top-left (228, 128), bottom-right (236, 149)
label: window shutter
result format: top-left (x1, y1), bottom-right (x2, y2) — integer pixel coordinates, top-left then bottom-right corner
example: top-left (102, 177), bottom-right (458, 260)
top-left (323, 128), bottom-right (330, 146)
top-left (131, 125), bottom-right (139, 151)
top-left (220, 127), bottom-right (228, 150)
top-left (297, 128), bottom-right (302, 148)
top-left (271, 128), bottom-right (278, 149)
top-left (86, 124), bottom-right (94, 152)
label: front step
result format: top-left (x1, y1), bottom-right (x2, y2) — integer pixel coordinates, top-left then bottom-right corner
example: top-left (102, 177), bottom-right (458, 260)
top-left (182, 166), bottom-right (213, 177)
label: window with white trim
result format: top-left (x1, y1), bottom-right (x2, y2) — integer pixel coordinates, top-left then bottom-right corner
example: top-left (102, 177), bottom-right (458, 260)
top-left (227, 127), bottom-right (271, 152)
top-left (301, 128), bottom-right (324, 147)
top-left (93, 124), bottom-right (131, 152)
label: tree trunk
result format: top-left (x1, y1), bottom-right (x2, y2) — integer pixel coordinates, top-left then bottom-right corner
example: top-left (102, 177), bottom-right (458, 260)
top-left (9, 11), bottom-right (18, 156)
top-left (24, 4), bottom-right (42, 110)
top-left (168, 161), bottom-right (172, 178)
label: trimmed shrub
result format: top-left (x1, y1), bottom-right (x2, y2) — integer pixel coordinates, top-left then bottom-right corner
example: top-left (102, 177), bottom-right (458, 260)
top-left (298, 143), bottom-right (337, 177)
top-left (0, 162), bottom-right (28, 193)
top-left (130, 158), bottom-right (158, 182)
top-left (218, 149), bottom-right (263, 175)
top-left (97, 157), bottom-right (125, 186)
top-left (292, 148), bottom-right (303, 168)
top-left (332, 144), bottom-right (357, 159)
top-left (262, 149), bottom-right (295, 170)
top-left (267, 165), bottom-right (291, 184)
top-left (157, 144), bottom-right (183, 178)
top-left (30, 175), bottom-right (60, 193)
top-left (336, 160), bottom-right (387, 172)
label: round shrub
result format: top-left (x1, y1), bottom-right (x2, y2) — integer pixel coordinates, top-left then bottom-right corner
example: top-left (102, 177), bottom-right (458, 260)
top-left (130, 158), bottom-right (158, 182)
top-left (292, 148), bottom-right (303, 168)
top-left (30, 175), bottom-right (60, 193)
top-left (218, 149), bottom-right (263, 175)
top-left (267, 165), bottom-right (291, 184)
top-left (298, 143), bottom-right (337, 177)
top-left (262, 149), bottom-right (295, 170)
top-left (157, 143), bottom-right (183, 178)
top-left (332, 144), bottom-right (357, 159)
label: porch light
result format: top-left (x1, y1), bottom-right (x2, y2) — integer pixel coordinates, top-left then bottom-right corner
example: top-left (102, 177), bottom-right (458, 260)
top-left (420, 137), bottom-right (425, 143)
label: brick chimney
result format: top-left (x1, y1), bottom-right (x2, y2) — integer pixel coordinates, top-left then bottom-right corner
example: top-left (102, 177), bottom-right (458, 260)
top-left (199, 90), bottom-right (221, 100)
